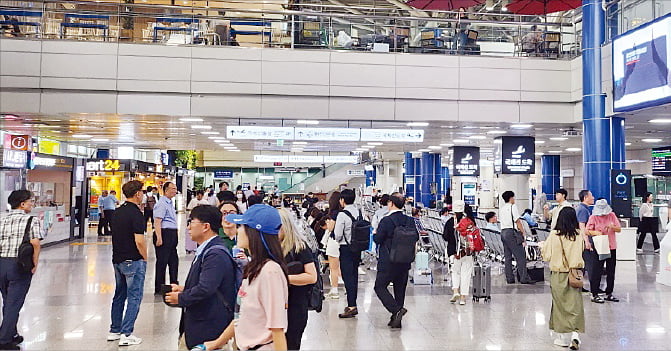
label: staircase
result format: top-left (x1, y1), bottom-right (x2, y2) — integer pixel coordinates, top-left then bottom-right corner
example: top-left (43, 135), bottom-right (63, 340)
top-left (286, 163), bottom-right (365, 193)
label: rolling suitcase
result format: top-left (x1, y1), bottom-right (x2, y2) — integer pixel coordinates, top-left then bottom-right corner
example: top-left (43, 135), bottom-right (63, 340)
top-left (185, 228), bottom-right (197, 254)
top-left (411, 251), bottom-right (432, 285)
top-left (472, 260), bottom-right (491, 302)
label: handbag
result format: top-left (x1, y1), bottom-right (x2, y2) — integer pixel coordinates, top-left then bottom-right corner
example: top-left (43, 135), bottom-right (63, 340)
top-left (17, 217), bottom-right (35, 273)
top-left (558, 236), bottom-right (583, 289)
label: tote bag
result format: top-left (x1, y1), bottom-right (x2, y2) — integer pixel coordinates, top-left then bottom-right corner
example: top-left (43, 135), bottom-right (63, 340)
top-left (592, 235), bottom-right (611, 260)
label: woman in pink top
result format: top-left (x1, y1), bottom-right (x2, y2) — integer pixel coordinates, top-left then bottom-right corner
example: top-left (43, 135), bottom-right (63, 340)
top-left (202, 204), bottom-right (289, 351)
top-left (586, 199), bottom-right (621, 304)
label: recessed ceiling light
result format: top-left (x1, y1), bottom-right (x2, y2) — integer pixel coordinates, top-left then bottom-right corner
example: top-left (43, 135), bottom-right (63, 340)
top-left (548, 150), bottom-right (562, 153)
top-left (487, 130), bottom-right (506, 134)
top-left (228, 149), bottom-right (241, 152)
top-left (223, 146), bottom-right (237, 150)
top-left (191, 125), bottom-right (212, 130)
top-left (428, 146), bottom-right (442, 150)
top-left (362, 145), bottom-right (375, 148)
top-left (368, 142), bottom-right (383, 146)
top-left (566, 147), bottom-right (581, 152)
top-left (296, 120), bottom-right (319, 125)
top-left (453, 139), bottom-right (469, 143)
top-left (643, 138), bottom-right (662, 143)
top-left (535, 140), bottom-right (545, 144)
top-left (469, 135), bottom-right (487, 140)
top-left (535, 152), bottom-right (544, 156)
top-left (72, 134), bottom-right (92, 139)
top-left (201, 131), bottom-right (220, 135)
top-left (91, 138), bottom-right (109, 142)
top-left (440, 143), bottom-right (454, 147)
top-left (293, 142), bottom-right (308, 145)
top-left (179, 118), bottom-right (203, 122)
top-left (649, 119), bottom-right (671, 123)
top-left (407, 122), bottom-right (429, 127)
top-left (417, 148), bottom-right (431, 152)
top-left (355, 148), bottom-right (367, 152)
top-left (511, 124), bottom-right (533, 129)
top-left (625, 142), bottom-right (632, 146)
top-left (550, 137), bottom-right (568, 141)
top-left (208, 136), bottom-right (226, 140)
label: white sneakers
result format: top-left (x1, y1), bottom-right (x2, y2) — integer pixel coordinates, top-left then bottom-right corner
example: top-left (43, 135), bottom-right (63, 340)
top-left (570, 332), bottom-right (581, 350)
top-left (637, 249), bottom-right (643, 254)
top-left (118, 334), bottom-right (142, 346)
top-left (106, 333), bottom-right (121, 341)
top-left (450, 293), bottom-right (460, 303)
top-left (552, 332), bottom-right (579, 349)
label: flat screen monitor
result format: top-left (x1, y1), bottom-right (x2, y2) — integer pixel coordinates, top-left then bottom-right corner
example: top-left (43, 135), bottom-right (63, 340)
top-left (613, 13), bottom-right (671, 112)
top-left (652, 146), bottom-right (671, 175)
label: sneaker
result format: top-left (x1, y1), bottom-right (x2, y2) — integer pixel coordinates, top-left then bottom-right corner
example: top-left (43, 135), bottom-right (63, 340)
top-left (654, 249), bottom-right (660, 254)
top-left (389, 308), bottom-right (406, 329)
top-left (636, 249), bottom-right (643, 254)
top-left (459, 298), bottom-right (466, 305)
top-left (450, 293), bottom-right (460, 303)
top-left (338, 307), bottom-right (358, 319)
top-left (553, 338), bottom-right (570, 347)
top-left (570, 332), bottom-right (580, 350)
top-left (591, 295), bottom-right (605, 304)
top-left (12, 335), bottom-right (23, 345)
top-left (604, 295), bottom-right (620, 302)
top-left (107, 332), bottom-right (121, 341)
top-left (328, 292), bottom-right (340, 299)
top-left (119, 334), bottom-right (142, 346)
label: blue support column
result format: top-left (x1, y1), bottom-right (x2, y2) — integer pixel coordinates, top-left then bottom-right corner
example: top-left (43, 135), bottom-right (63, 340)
top-left (420, 152), bottom-right (434, 207)
top-left (541, 155), bottom-right (561, 201)
top-left (582, 0), bottom-right (625, 202)
top-left (404, 152), bottom-right (415, 198)
top-left (611, 117), bottom-right (626, 170)
top-left (414, 157), bottom-right (422, 201)
top-left (441, 167), bottom-right (451, 198)
top-left (433, 153), bottom-right (442, 205)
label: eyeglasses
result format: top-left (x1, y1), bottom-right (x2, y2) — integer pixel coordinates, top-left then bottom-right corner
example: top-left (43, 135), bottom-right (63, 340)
top-left (187, 219), bottom-right (204, 226)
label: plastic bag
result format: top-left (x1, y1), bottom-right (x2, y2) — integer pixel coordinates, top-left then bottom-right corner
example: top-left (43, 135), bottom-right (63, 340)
top-left (336, 30), bottom-right (353, 48)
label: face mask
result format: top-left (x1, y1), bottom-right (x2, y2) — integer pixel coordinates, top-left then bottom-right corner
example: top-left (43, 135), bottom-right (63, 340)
top-left (237, 194), bottom-right (243, 199)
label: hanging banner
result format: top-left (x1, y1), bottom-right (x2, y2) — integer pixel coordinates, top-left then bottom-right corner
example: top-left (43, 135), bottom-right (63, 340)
top-left (452, 146), bottom-right (480, 176)
top-left (495, 136), bottom-right (535, 174)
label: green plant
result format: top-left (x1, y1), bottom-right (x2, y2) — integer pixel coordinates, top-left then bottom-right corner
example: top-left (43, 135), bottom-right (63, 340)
top-left (174, 150), bottom-right (198, 169)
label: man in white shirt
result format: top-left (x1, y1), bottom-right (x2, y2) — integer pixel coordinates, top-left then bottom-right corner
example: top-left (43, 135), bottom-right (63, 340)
top-left (371, 194), bottom-right (390, 234)
top-left (544, 188), bottom-right (572, 231)
top-left (499, 191), bottom-right (534, 284)
top-left (186, 190), bottom-right (209, 211)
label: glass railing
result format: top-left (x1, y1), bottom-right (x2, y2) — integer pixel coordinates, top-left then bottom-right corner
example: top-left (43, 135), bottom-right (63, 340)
top-left (0, 0), bottom-right (580, 58)
top-left (606, 0), bottom-right (671, 40)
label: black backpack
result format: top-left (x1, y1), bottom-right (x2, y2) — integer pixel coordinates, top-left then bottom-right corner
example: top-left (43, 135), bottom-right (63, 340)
top-left (342, 209), bottom-right (371, 253)
top-left (17, 217), bottom-right (35, 273)
top-left (307, 249), bottom-right (324, 313)
top-left (389, 215), bottom-right (419, 264)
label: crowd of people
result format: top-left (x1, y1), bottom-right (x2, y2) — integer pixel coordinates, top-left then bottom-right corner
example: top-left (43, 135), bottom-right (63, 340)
top-left (0, 179), bottom-right (666, 351)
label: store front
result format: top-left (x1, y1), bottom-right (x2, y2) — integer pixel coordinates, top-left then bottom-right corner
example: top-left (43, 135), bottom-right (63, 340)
top-left (27, 153), bottom-right (81, 245)
top-left (0, 148), bottom-right (28, 212)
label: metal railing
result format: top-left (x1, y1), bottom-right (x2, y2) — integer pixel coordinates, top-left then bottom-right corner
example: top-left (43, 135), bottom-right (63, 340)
top-left (0, 0), bottom-right (580, 58)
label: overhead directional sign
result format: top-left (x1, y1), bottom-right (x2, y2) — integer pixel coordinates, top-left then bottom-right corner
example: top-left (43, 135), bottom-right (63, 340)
top-left (295, 128), bottom-right (360, 141)
top-left (360, 129), bottom-right (424, 142)
top-left (254, 155), bottom-right (358, 163)
top-left (227, 126), bottom-right (294, 140)
top-left (229, 126), bottom-right (424, 142)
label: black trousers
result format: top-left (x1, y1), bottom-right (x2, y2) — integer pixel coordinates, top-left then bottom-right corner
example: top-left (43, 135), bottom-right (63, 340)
top-left (589, 249), bottom-right (617, 296)
top-left (501, 229), bottom-right (530, 283)
top-left (374, 261), bottom-right (410, 314)
top-left (637, 217), bottom-right (660, 250)
top-left (98, 209), bottom-right (115, 235)
top-left (154, 228), bottom-right (179, 291)
top-left (339, 246), bottom-right (360, 308)
top-left (286, 300), bottom-right (308, 350)
top-left (0, 258), bottom-right (32, 344)
top-left (144, 208), bottom-right (154, 230)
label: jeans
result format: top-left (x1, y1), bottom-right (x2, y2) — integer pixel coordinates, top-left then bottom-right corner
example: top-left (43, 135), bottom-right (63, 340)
top-left (286, 300), bottom-right (308, 350)
top-left (374, 260), bottom-right (410, 314)
top-left (501, 229), bottom-right (531, 283)
top-left (0, 258), bottom-right (32, 344)
top-left (110, 260), bottom-right (147, 336)
top-left (98, 209), bottom-right (115, 235)
top-left (154, 228), bottom-right (179, 292)
top-left (589, 249), bottom-right (616, 296)
top-left (339, 246), bottom-right (360, 308)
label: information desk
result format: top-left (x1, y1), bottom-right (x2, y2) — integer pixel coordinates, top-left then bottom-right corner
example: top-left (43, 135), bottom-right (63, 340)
top-left (32, 206), bottom-right (70, 245)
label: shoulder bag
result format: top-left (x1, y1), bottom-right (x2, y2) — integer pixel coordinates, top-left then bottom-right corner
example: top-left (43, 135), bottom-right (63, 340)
top-left (17, 217), bottom-right (35, 273)
top-left (558, 236), bottom-right (583, 289)
top-left (510, 205), bottom-right (524, 245)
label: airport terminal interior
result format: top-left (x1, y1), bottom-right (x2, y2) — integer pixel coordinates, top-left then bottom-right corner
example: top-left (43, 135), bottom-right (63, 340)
top-left (1, 0), bottom-right (671, 350)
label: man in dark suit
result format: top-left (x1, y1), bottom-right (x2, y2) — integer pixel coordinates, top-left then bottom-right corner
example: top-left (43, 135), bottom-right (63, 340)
top-left (164, 205), bottom-right (240, 349)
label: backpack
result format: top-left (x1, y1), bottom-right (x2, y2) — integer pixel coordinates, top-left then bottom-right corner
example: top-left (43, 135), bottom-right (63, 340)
top-left (342, 209), bottom-right (371, 253)
top-left (17, 217), bottom-right (35, 273)
top-left (307, 249), bottom-right (324, 313)
top-left (457, 218), bottom-right (485, 254)
top-left (388, 215), bottom-right (419, 264)
top-left (202, 245), bottom-right (243, 313)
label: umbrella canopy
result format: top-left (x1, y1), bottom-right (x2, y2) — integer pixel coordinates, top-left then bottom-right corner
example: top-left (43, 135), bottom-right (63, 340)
top-left (506, 0), bottom-right (581, 15)
top-left (406, 0), bottom-right (484, 11)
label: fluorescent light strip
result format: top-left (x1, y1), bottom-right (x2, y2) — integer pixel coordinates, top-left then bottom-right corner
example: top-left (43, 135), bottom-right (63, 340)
top-left (191, 125), bottom-right (212, 130)
top-left (550, 137), bottom-right (568, 141)
top-left (407, 122), bottom-right (429, 127)
top-left (643, 138), bottom-right (662, 143)
top-left (201, 131), bottom-right (220, 135)
top-left (296, 120), bottom-right (319, 125)
top-left (179, 118), bottom-right (203, 122)
top-left (511, 124), bottom-right (533, 129)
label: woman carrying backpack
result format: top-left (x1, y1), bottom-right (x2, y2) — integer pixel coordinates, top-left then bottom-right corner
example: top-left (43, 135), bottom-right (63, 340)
top-left (277, 209), bottom-right (317, 350)
top-left (201, 204), bottom-right (288, 351)
top-left (450, 202), bottom-right (483, 305)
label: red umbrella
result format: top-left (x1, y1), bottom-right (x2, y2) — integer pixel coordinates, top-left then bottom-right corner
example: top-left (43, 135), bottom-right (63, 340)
top-left (406, 0), bottom-right (484, 11)
top-left (506, 0), bottom-right (581, 15)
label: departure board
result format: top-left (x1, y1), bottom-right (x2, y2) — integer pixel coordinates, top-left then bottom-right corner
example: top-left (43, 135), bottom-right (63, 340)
top-left (652, 146), bottom-right (671, 175)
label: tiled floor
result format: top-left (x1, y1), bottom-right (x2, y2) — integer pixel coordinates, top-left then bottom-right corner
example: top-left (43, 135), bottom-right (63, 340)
top-left (16, 218), bottom-right (671, 350)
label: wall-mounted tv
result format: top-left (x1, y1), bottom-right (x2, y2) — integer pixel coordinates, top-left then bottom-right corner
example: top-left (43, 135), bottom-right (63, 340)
top-left (613, 13), bottom-right (671, 112)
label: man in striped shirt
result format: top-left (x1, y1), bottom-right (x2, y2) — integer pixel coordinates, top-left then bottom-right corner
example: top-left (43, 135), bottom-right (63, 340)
top-left (0, 190), bottom-right (43, 350)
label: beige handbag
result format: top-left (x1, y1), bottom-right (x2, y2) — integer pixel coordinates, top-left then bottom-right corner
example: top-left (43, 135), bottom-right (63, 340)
top-left (559, 236), bottom-right (584, 289)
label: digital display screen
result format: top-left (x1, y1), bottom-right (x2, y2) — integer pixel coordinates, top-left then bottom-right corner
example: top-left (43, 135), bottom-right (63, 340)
top-left (652, 146), bottom-right (671, 175)
top-left (613, 14), bottom-right (671, 112)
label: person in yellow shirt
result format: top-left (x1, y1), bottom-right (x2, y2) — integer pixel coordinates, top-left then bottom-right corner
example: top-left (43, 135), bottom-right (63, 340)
top-left (540, 207), bottom-right (585, 350)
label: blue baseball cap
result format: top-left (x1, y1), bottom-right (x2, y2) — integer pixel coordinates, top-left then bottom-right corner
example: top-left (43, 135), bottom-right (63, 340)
top-left (225, 204), bottom-right (281, 235)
